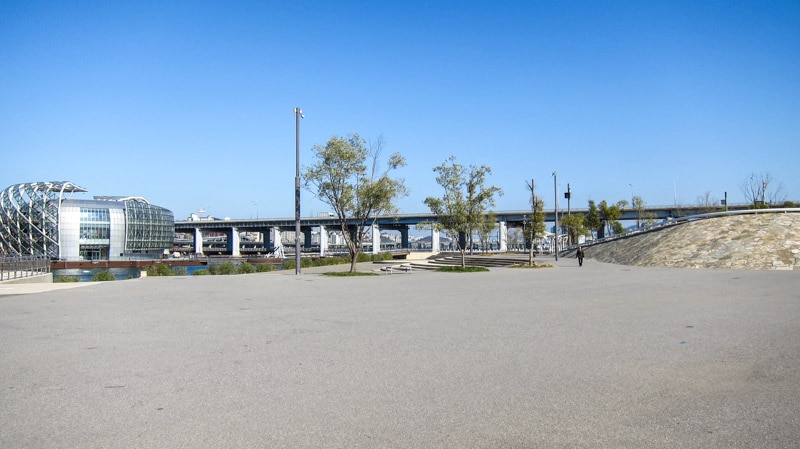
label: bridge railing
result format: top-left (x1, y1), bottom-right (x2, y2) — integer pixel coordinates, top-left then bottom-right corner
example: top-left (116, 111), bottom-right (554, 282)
top-left (0, 255), bottom-right (51, 282)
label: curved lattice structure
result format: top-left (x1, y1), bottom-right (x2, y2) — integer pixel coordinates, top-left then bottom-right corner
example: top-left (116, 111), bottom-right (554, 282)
top-left (0, 181), bottom-right (174, 260)
top-left (0, 181), bottom-right (87, 257)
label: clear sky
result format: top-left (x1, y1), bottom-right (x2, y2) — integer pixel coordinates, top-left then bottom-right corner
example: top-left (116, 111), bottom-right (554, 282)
top-left (2, 1), bottom-right (798, 220)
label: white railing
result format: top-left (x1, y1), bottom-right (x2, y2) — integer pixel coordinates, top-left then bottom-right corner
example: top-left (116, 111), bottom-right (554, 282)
top-left (0, 255), bottom-right (51, 281)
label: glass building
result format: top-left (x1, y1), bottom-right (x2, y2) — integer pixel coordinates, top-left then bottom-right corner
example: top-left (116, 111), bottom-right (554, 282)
top-left (0, 181), bottom-right (174, 260)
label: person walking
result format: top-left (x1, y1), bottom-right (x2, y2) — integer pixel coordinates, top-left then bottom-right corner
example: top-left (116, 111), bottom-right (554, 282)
top-left (576, 246), bottom-right (585, 267)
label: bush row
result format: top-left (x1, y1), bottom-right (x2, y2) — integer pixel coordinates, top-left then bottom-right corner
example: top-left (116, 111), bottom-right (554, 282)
top-left (282, 252), bottom-right (393, 270)
top-left (146, 262), bottom-right (275, 277)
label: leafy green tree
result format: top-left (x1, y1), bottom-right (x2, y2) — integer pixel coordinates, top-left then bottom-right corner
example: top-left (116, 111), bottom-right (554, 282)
top-left (304, 134), bottom-right (407, 272)
top-left (585, 200), bottom-right (602, 238)
top-left (559, 213), bottom-right (587, 245)
top-left (630, 195), bottom-right (658, 227)
top-left (477, 211), bottom-right (497, 252)
top-left (424, 156), bottom-right (502, 268)
top-left (599, 200), bottom-right (628, 237)
top-left (524, 179), bottom-right (546, 266)
top-left (631, 195), bottom-right (646, 228)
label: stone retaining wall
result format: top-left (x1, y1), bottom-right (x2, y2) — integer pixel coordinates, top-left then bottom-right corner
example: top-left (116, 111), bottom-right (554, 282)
top-left (582, 212), bottom-right (800, 270)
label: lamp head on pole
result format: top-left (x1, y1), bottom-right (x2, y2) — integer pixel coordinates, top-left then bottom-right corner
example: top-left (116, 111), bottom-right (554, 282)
top-left (294, 108), bottom-right (304, 119)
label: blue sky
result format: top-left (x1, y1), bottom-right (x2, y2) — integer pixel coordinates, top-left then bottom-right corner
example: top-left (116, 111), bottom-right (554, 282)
top-left (2, 1), bottom-right (798, 220)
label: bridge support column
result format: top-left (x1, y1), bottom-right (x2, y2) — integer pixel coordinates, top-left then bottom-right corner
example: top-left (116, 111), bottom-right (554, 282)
top-left (227, 227), bottom-right (241, 257)
top-left (400, 226), bottom-right (409, 250)
top-left (260, 227), bottom-right (272, 249)
top-left (458, 232), bottom-right (467, 251)
top-left (319, 225), bottom-right (328, 257)
top-left (303, 227), bottom-right (313, 249)
top-left (193, 228), bottom-right (204, 255)
top-left (431, 229), bottom-right (440, 253)
top-left (499, 221), bottom-right (508, 252)
top-left (371, 225), bottom-right (380, 254)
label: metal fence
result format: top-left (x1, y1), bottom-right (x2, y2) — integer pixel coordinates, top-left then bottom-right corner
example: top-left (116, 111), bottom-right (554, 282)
top-left (0, 255), bottom-right (51, 282)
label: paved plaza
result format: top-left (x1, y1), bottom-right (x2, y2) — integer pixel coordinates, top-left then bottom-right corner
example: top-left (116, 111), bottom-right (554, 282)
top-left (1, 258), bottom-right (799, 448)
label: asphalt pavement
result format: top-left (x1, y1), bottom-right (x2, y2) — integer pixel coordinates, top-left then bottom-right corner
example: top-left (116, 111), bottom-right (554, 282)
top-left (1, 257), bottom-right (798, 448)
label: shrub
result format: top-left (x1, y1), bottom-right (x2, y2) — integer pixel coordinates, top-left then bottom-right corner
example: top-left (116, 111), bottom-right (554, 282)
top-left (92, 270), bottom-right (117, 281)
top-left (255, 264), bottom-right (273, 273)
top-left (209, 262), bottom-right (237, 275)
top-left (193, 269), bottom-right (209, 276)
top-left (238, 262), bottom-right (255, 274)
top-left (147, 263), bottom-right (175, 277)
top-left (54, 275), bottom-right (79, 283)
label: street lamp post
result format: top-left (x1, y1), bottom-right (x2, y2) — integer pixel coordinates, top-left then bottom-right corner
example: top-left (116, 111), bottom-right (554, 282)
top-left (673, 177), bottom-right (678, 217)
top-left (629, 183), bottom-right (635, 228)
top-left (629, 183), bottom-right (634, 206)
top-left (552, 171), bottom-right (558, 261)
top-left (294, 107), bottom-right (304, 275)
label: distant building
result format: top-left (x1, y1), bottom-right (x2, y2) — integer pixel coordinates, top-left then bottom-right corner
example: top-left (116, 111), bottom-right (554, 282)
top-left (0, 181), bottom-right (174, 260)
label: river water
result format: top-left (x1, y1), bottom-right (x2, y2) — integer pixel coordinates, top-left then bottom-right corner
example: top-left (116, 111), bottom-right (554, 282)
top-left (53, 264), bottom-right (220, 282)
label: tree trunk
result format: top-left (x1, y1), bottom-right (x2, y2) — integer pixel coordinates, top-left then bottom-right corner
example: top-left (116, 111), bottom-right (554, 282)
top-left (528, 239), bottom-right (535, 266)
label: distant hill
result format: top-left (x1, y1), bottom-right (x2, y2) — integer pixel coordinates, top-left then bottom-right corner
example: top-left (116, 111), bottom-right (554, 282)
top-left (578, 212), bottom-right (800, 270)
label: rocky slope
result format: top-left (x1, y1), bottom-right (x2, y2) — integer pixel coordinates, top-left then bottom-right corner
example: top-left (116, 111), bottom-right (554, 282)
top-left (579, 212), bottom-right (800, 270)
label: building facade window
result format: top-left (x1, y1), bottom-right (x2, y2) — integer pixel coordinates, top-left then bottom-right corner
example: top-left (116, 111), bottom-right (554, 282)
top-left (80, 208), bottom-right (111, 240)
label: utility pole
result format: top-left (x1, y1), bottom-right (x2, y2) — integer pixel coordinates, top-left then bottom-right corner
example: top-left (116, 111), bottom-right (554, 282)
top-left (294, 107), bottom-right (304, 275)
top-left (553, 171), bottom-right (558, 261)
top-left (566, 183), bottom-right (571, 216)
top-left (525, 178), bottom-right (535, 265)
top-left (564, 183), bottom-right (572, 246)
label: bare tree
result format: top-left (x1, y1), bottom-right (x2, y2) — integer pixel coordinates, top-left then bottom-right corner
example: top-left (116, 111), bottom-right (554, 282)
top-left (740, 172), bottom-right (785, 208)
top-left (696, 191), bottom-right (719, 212)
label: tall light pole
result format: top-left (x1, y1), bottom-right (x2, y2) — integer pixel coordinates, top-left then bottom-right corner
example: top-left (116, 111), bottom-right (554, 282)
top-left (673, 177), bottom-right (678, 217)
top-left (552, 171), bottom-right (558, 261)
top-left (294, 107), bottom-right (304, 275)
top-left (629, 183), bottom-right (634, 205)
top-left (565, 183), bottom-right (572, 246)
top-left (629, 183), bottom-right (635, 228)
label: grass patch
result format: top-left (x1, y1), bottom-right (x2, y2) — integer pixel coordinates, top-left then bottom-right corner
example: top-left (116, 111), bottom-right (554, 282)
top-left (284, 252), bottom-right (394, 270)
top-left (436, 266), bottom-right (490, 273)
top-left (322, 271), bottom-right (379, 277)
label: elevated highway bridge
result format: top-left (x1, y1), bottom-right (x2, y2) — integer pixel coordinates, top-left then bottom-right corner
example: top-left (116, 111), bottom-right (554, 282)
top-left (174, 204), bottom-right (751, 257)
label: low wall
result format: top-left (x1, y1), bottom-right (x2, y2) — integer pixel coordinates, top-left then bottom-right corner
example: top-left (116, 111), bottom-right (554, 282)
top-left (0, 273), bottom-right (53, 285)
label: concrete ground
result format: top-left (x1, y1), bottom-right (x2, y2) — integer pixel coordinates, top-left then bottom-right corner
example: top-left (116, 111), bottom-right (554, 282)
top-left (1, 257), bottom-right (798, 448)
